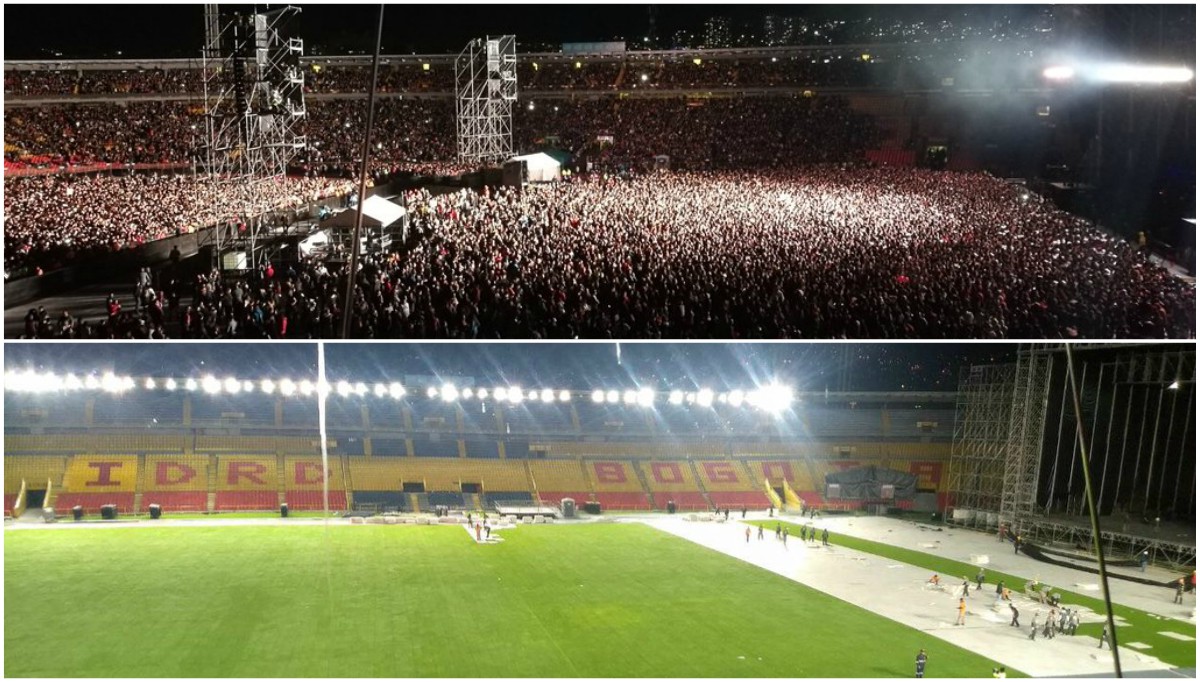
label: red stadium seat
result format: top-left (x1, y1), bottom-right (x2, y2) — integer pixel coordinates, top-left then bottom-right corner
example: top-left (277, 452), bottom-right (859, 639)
top-left (214, 491), bottom-right (278, 511)
top-left (284, 490), bottom-right (347, 511)
top-left (53, 492), bottom-right (135, 514)
top-left (708, 491), bottom-right (771, 508)
top-left (593, 492), bottom-right (652, 510)
top-left (142, 491), bottom-right (208, 513)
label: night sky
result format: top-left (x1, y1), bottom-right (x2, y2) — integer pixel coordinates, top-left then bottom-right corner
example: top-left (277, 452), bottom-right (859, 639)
top-left (4, 4), bottom-right (1044, 59)
top-left (4, 343), bottom-right (1014, 392)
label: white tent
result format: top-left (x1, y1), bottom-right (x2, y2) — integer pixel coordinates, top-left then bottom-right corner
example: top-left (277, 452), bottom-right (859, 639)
top-left (511, 152), bottom-right (562, 183)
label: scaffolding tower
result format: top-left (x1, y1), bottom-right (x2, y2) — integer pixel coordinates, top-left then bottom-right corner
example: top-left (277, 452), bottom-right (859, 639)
top-left (946, 363), bottom-right (1016, 528)
top-left (1001, 345), bottom-right (1055, 531)
top-left (201, 4), bottom-right (307, 268)
top-left (455, 35), bottom-right (517, 164)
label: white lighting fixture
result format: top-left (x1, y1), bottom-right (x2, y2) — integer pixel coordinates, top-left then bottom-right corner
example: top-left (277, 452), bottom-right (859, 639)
top-left (66, 374), bottom-right (83, 391)
top-left (441, 384), bottom-right (459, 402)
top-left (592, 389), bottom-right (605, 403)
top-left (559, 390), bottom-right (571, 402)
top-left (540, 388), bottom-right (555, 403)
top-left (164, 378), bottom-right (177, 391)
top-left (224, 378), bottom-right (241, 394)
top-left (606, 390), bottom-right (619, 404)
top-left (508, 387), bottom-right (523, 403)
top-left (243, 381), bottom-right (255, 393)
top-left (86, 375), bottom-right (102, 390)
top-left (426, 386), bottom-right (439, 399)
top-left (354, 382), bottom-right (368, 396)
top-left (494, 388), bottom-right (508, 401)
top-left (623, 390), bottom-right (637, 405)
top-left (686, 392), bottom-right (696, 404)
top-left (279, 379), bottom-right (296, 397)
top-left (299, 380), bottom-right (315, 396)
top-left (475, 388), bottom-right (487, 400)
top-left (718, 393), bottom-right (728, 404)
top-left (463, 388), bottom-right (474, 399)
top-left (389, 383), bottom-right (406, 399)
top-left (261, 379), bottom-right (277, 395)
top-left (1093, 63), bottom-right (1193, 84)
top-left (668, 390), bottom-right (684, 405)
top-left (637, 388), bottom-right (654, 407)
top-left (339, 381), bottom-right (353, 397)
top-left (144, 378), bottom-right (156, 390)
top-left (697, 389), bottom-right (714, 407)
top-left (202, 375), bottom-right (222, 395)
top-left (752, 383), bottom-right (794, 413)
top-left (185, 378), bottom-right (198, 392)
top-left (1043, 65), bottom-right (1075, 80)
top-left (728, 389), bottom-right (745, 407)
top-left (1168, 380), bottom-right (1181, 390)
top-left (374, 383), bottom-right (387, 398)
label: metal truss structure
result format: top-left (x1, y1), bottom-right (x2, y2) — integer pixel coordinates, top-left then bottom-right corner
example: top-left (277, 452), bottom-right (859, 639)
top-left (946, 363), bottom-right (1015, 528)
top-left (1001, 345), bottom-right (1054, 530)
top-left (455, 35), bottom-right (517, 164)
top-left (201, 5), bottom-right (307, 268)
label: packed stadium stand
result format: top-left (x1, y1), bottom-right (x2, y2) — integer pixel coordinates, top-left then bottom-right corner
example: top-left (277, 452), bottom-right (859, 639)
top-left (4, 390), bottom-right (956, 516)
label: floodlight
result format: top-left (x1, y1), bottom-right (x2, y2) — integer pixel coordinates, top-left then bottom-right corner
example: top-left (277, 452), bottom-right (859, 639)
top-left (1093, 63), bottom-right (1192, 84)
top-left (164, 378), bottom-right (177, 391)
top-left (426, 386), bottom-right (439, 399)
top-left (389, 383), bottom-right (405, 399)
top-left (623, 390), bottom-right (637, 405)
top-left (729, 389), bottom-right (745, 407)
top-left (280, 379), bottom-right (296, 397)
top-left (224, 378), bottom-right (241, 394)
top-left (1043, 65), bottom-right (1075, 80)
top-left (441, 384), bottom-right (459, 402)
top-left (540, 388), bottom-right (554, 403)
top-left (668, 390), bottom-right (684, 405)
top-left (606, 390), bottom-right (620, 404)
top-left (198, 375), bottom-right (218, 394)
top-left (592, 389), bottom-right (605, 403)
top-left (463, 388), bottom-right (474, 399)
top-left (374, 383), bottom-right (387, 398)
top-left (65, 374), bottom-right (83, 391)
top-left (339, 381), bottom-right (353, 397)
top-left (1168, 380), bottom-right (1181, 390)
top-left (508, 387), bottom-right (524, 404)
top-left (242, 380), bottom-right (255, 393)
top-left (261, 379), bottom-right (277, 395)
top-left (697, 389), bottom-right (714, 407)
top-left (718, 393), bottom-right (728, 404)
top-left (85, 375), bottom-right (101, 390)
top-left (185, 378), bottom-right (198, 392)
top-left (299, 380), bottom-right (315, 396)
top-left (475, 388), bottom-right (487, 400)
top-left (354, 382), bottom-right (368, 396)
top-left (637, 388), bottom-right (654, 407)
top-left (559, 390), bottom-right (571, 402)
top-left (754, 383), bottom-right (794, 413)
top-left (144, 378), bottom-right (156, 390)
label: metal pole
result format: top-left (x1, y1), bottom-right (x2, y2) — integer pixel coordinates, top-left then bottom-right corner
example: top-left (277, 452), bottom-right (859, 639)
top-left (1064, 345), bottom-right (1122, 678)
top-left (1047, 363), bottom-right (1071, 514)
top-left (1064, 362), bottom-right (1088, 514)
top-left (1141, 358), bottom-right (1168, 515)
top-left (1082, 364), bottom-right (1104, 516)
top-left (1112, 381), bottom-right (1135, 516)
top-left (339, 4), bottom-right (385, 339)
top-left (1154, 380), bottom-right (1178, 514)
top-left (1170, 388), bottom-right (1193, 511)
top-left (1097, 370), bottom-right (1119, 514)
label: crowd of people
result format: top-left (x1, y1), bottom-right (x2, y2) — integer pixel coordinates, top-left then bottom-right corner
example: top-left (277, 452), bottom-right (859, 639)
top-left (4, 174), bottom-right (356, 276)
top-left (17, 166), bottom-right (1193, 339)
top-left (4, 53), bottom-right (887, 99)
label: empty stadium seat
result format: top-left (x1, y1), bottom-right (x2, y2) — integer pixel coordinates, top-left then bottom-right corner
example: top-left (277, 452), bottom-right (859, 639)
top-left (214, 491), bottom-right (278, 511)
top-left (142, 491), bottom-right (208, 512)
top-left (285, 490), bottom-right (347, 510)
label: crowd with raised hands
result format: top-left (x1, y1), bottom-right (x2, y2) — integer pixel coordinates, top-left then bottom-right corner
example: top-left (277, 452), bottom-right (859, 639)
top-left (3, 174), bottom-right (356, 276)
top-left (21, 166), bottom-right (1192, 340)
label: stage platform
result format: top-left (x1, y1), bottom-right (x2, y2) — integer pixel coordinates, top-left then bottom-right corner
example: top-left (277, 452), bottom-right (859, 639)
top-left (495, 504), bottom-right (560, 519)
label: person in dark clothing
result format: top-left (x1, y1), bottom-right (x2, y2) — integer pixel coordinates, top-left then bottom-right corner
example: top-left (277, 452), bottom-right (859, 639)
top-left (975, 568), bottom-right (986, 590)
top-left (1009, 603), bottom-right (1019, 627)
top-left (775, 523), bottom-right (782, 540)
top-left (821, 528), bottom-right (830, 546)
top-left (915, 649), bottom-right (928, 678)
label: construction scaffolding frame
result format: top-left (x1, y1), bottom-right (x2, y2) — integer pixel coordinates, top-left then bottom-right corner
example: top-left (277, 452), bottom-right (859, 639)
top-left (946, 363), bottom-right (1016, 528)
top-left (1001, 345), bottom-right (1055, 530)
top-left (455, 35), bottom-right (517, 164)
top-left (201, 4), bottom-right (307, 269)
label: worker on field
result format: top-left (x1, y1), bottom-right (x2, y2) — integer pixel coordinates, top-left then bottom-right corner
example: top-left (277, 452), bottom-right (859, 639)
top-left (1098, 624), bottom-right (1110, 649)
top-left (914, 649), bottom-right (928, 678)
top-left (821, 528), bottom-right (829, 546)
top-left (961, 578), bottom-right (971, 599)
top-left (775, 523), bottom-right (782, 540)
top-left (928, 574), bottom-right (941, 588)
top-left (757, 525), bottom-right (764, 541)
top-left (955, 598), bottom-right (967, 626)
top-left (975, 568), bottom-right (986, 591)
top-left (475, 523), bottom-right (482, 541)
top-left (782, 526), bottom-right (789, 548)
top-left (1009, 603), bottom-right (1019, 628)
top-left (1174, 578), bottom-right (1185, 604)
top-left (1028, 611), bottom-right (1039, 640)
top-left (745, 526), bottom-right (752, 543)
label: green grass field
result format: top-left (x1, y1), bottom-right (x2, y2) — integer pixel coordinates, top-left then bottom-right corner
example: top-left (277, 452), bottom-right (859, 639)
top-left (6, 523), bottom-right (1012, 678)
top-left (750, 519), bottom-right (1196, 669)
